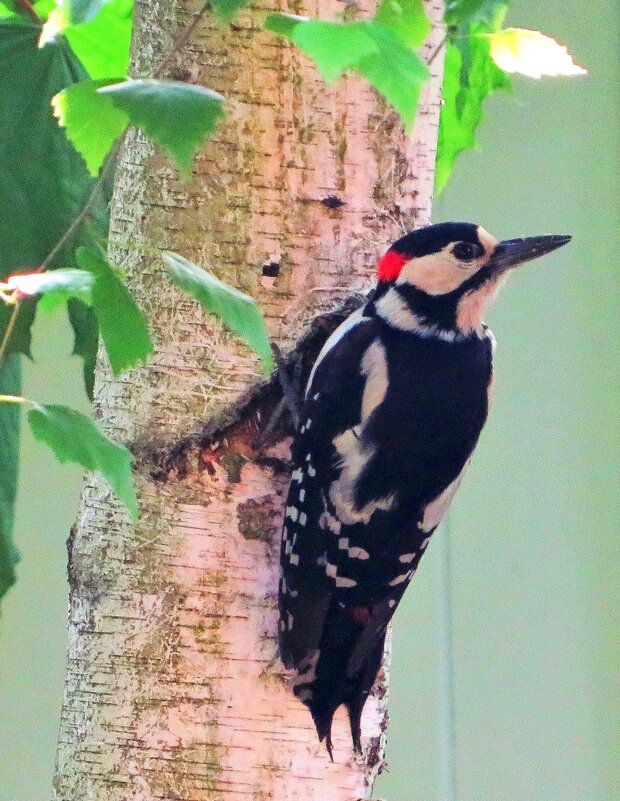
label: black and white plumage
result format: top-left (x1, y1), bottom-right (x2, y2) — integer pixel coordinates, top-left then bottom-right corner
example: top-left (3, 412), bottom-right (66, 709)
top-left (278, 222), bottom-right (571, 754)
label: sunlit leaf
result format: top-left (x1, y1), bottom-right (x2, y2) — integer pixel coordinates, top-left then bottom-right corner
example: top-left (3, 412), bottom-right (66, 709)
top-left (488, 28), bottom-right (587, 78)
top-left (76, 247), bottom-right (153, 374)
top-left (7, 268), bottom-right (93, 311)
top-left (99, 79), bottom-right (225, 176)
top-left (0, 356), bottom-right (21, 600)
top-left (53, 78), bottom-right (128, 175)
top-left (265, 14), bottom-right (428, 132)
top-left (33, 0), bottom-right (56, 18)
top-left (163, 251), bottom-right (274, 374)
top-left (374, 0), bottom-right (429, 48)
top-left (63, 0), bottom-right (132, 80)
top-left (28, 403), bottom-right (137, 519)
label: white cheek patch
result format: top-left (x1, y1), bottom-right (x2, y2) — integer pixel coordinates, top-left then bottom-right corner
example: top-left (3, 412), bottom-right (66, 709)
top-left (456, 275), bottom-right (505, 335)
top-left (397, 252), bottom-right (478, 296)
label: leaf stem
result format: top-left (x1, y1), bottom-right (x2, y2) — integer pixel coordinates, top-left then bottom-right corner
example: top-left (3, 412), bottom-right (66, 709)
top-left (0, 394), bottom-right (30, 405)
top-left (38, 142), bottom-right (121, 274)
top-left (14, 0), bottom-right (41, 22)
top-left (0, 302), bottom-right (22, 373)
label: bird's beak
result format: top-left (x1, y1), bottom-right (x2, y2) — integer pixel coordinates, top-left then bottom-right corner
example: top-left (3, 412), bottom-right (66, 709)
top-left (489, 234), bottom-right (572, 273)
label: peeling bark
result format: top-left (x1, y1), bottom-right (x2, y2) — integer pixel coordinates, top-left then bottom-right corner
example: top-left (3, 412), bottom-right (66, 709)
top-left (52, 1), bottom-right (445, 799)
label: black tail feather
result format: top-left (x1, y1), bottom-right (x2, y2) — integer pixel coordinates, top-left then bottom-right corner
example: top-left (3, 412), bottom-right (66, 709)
top-left (308, 703), bottom-right (336, 760)
top-left (294, 601), bottom-right (388, 755)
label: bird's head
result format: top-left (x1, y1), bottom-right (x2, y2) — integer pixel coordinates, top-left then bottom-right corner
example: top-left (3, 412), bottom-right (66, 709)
top-left (372, 222), bottom-right (571, 339)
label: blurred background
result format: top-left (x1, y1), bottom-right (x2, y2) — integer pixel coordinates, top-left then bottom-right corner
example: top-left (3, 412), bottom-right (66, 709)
top-left (1, 1), bottom-right (618, 800)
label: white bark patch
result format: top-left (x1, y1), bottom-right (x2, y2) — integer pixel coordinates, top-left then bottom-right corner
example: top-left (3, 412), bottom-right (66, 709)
top-left (419, 458), bottom-right (472, 533)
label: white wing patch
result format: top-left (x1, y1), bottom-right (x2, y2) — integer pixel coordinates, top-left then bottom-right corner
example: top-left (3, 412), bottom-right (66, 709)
top-left (329, 428), bottom-right (396, 525)
top-left (360, 339), bottom-right (389, 421)
top-left (328, 337), bottom-right (397, 525)
top-left (419, 457), bottom-right (472, 533)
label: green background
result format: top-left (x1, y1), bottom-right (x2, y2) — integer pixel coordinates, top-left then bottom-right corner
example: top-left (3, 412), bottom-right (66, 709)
top-left (1, 1), bottom-right (618, 799)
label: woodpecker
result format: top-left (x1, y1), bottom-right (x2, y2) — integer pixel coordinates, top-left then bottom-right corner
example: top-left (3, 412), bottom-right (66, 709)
top-left (278, 222), bottom-right (570, 756)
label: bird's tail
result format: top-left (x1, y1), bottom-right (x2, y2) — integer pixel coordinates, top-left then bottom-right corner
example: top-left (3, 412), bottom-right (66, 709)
top-left (292, 600), bottom-right (387, 757)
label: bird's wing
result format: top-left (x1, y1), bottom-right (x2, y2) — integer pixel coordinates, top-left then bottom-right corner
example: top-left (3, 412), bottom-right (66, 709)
top-left (279, 310), bottom-right (381, 667)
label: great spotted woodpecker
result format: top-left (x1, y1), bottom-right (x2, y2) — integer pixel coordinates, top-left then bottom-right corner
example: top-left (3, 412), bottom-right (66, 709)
top-left (278, 222), bottom-right (571, 756)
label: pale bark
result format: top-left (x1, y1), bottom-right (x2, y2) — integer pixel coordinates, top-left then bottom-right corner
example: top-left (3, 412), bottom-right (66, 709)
top-left (52, 1), bottom-right (445, 799)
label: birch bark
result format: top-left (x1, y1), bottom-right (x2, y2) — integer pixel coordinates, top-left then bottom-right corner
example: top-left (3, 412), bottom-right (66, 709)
top-left (52, 1), bottom-right (445, 799)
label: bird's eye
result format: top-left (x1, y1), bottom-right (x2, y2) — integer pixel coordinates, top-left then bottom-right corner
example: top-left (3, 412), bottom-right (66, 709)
top-left (453, 241), bottom-right (484, 261)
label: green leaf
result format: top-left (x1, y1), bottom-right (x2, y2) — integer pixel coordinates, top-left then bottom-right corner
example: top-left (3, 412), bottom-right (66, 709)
top-left (7, 268), bottom-right (93, 311)
top-left (99, 79), bottom-right (225, 176)
top-left (374, 0), bottom-right (430, 48)
top-left (0, 19), bottom-right (109, 357)
top-left (62, 0), bottom-right (133, 80)
top-left (444, 0), bottom-right (506, 26)
top-left (76, 247), bottom-right (153, 375)
top-left (67, 298), bottom-right (98, 400)
top-left (33, 0), bottom-right (56, 19)
top-left (162, 251), bottom-right (274, 374)
top-left (210, 0), bottom-right (248, 22)
top-left (27, 403), bottom-right (137, 520)
top-left (265, 15), bottom-right (428, 131)
top-left (357, 24), bottom-right (428, 128)
top-left (52, 78), bottom-right (128, 176)
top-left (0, 356), bottom-right (22, 600)
top-left (436, 15), bottom-right (510, 193)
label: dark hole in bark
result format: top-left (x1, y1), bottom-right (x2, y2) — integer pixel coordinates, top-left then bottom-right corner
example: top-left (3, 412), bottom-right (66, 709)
top-left (262, 261), bottom-right (281, 277)
top-left (320, 196), bottom-right (346, 209)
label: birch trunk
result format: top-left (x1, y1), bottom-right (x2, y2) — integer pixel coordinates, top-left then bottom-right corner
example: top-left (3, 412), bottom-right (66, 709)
top-left (52, 1), bottom-right (445, 798)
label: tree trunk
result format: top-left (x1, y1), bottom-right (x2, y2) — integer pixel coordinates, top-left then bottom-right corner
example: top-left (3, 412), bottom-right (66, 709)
top-left (52, 1), bottom-right (445, 799)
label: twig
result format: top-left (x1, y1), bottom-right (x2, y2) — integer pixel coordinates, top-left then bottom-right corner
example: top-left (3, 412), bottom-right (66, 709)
top-left (0, 302), bottom-right (22, 373)
top-left (39, 141), bottom-right (121, 273)
top-left (427, 33), bottom-right (448, 67)
top-left (154, 3), bottom-right (211, 78)
top-left (14, 0), bottom-right (41, 22)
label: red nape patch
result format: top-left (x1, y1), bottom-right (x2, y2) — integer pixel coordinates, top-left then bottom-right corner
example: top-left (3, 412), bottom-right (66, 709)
top-left (377, 250), bottom-right (408, 281)
top-left (347, 606), bottom-right (373, 626)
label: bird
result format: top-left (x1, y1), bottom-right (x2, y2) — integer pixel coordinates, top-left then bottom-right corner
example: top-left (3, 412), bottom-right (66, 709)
top-left (278, 221), bottom-right (571, 757)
